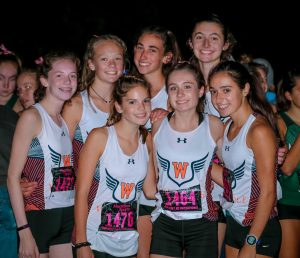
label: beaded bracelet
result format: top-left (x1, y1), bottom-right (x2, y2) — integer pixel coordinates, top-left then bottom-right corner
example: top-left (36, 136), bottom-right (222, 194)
top-left (74, 241), bottom-right (91, 249)
top-left (17, 224), bottom-right (30, 232)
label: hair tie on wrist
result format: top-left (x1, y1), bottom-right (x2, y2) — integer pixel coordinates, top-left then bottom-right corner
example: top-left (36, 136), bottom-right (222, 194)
top-left (17, 224), bottom-right (30, 231)
top-left (74, 241), bottom-right (91, 249)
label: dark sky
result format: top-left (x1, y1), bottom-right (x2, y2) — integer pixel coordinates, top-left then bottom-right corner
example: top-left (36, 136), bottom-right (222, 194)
top-left (1, 1), bottom-right (299, 82)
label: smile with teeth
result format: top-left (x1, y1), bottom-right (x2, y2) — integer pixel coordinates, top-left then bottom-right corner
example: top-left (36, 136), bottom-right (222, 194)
top-left (176, 100), bottom-right (188, 104)
top-left (135, 113), bottom-right (147, 118)
top-left (217, 104), bottom-right (229, 111)
top-left (106, 71), bottom-right (118, 75)
top-left (138, 62), bottom-right (150, 67)
top-left (59, 87), bottom-right (73, 93)
top-left (200, 50), bottom-right (213, 55)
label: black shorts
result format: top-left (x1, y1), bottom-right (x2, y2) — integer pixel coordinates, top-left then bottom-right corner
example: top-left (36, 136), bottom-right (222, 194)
top-left (138, 204), bottom-right (155, 216)
top-left (225, 216), bottom-right (281, 257)
top-left (26, 206), bottom-right (74, 253)
top-left (150, 213), bottom-right (218, 258)
top-left (277, 203), bottom-right (300, 220)
top-left (215, 202), bottom-right (227, 224)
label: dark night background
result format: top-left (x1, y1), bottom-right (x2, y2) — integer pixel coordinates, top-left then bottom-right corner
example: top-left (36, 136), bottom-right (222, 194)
top-left (1, 1), bottom-right (299, 83)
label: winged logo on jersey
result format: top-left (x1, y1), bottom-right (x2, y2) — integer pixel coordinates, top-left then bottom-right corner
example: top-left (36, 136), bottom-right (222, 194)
top-left (49, 145), bottom-right (61, 166)
top-left (48, 145), bottom-right (73, 167)
top-left (106, 169), bottom-right (144, 203)
top-left (231, 160), bottom-right (245, 189)
top-left (157, 152), bottom-right (209, 187)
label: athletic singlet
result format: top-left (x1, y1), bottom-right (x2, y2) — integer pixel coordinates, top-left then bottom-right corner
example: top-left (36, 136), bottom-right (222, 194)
top-left (22, 103), bottom-right (74, 211)
top-left (278, 112), bottom-right (300, 206)
top-left (221, 114), bottom-right (277, 226)
top-left (73, 90), bottom-right (109, 172)
top-left (86, 126), bottom-right (149, 256)
top-left (141, 85), bottom-right (168, 207)
top-left (144, 85), bottom-right (168, 130)
top-left (152, 114), bottom-right (218, 221)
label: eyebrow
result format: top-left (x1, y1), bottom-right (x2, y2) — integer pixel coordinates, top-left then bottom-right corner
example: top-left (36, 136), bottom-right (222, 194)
top-left (136, 42), bottom-right (159, 50)
top-left (194, 32), bottom-right (221, 37)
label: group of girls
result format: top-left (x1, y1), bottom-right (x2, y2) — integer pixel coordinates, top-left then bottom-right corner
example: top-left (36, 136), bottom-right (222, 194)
top-left (4, 12), bottom-right (299, 258)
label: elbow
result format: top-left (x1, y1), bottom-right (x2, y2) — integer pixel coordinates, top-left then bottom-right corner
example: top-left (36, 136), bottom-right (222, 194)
top-left (279, 166), bottom-right (294, 177)
top-left (261, 186), bottom-right (276, 202)
top-left (143, 188), bottom-right (157, 200)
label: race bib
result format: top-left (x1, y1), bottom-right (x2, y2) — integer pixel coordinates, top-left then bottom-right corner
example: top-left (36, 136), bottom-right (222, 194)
top-left (160, 185), bottom-right (202, 212)
top-left (223, 167), bottom-right (234, 203)
top-left (99, 201), bottom-right (137, 232)
top-left (51, 166), bottom-right (75, 192)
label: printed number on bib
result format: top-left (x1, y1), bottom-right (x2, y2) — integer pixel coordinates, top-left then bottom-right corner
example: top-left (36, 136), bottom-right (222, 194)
top-left (51, 166), bottom-right (75, 192)
top-left (99, 201), bottom-right (137, 231)
top-left (160, 185), bottom-right (202, 212)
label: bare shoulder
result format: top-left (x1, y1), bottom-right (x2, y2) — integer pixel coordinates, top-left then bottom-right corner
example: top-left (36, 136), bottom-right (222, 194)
top-left (19, 107), bottom-right (41, 125)
top-left (152, 116), bottom-right (165, 136)
top-left (62, 93), bottom-right (83, 115)
top-left (15, 107), bottom-right (42, 138)
top-left (208, 114), bottom-right (224, 127)
top-left (248, 116), bottom-right (276, 147)
top-left (208, 114), bottom-right (224, 142)
top-left (85, 126), bottom-right (108, 148)
top-left (250, 116), bottom-right (274, 135)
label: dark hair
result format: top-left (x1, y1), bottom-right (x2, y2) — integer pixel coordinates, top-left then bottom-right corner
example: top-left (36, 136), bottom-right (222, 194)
top-left (243, 62), bottom-right (267, 100)
top-left (277, 68), bottom-right (300, 112)
top-left (208, 61), bottom-right (277, 130)
top-left (133, 25), bottom-right (181, 77)
top-left (34, 50), bottom-right (81, 102)
top-left (166, 61), bottom-right (205, 114)
top-left (107, 75), bottom-right (150, 143)
top-left (188, 13), bottom-right (236, 68)
top-left (0, 52), bottom-right (22, 74)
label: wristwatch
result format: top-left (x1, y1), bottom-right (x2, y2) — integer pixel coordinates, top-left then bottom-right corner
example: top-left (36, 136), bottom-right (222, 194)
top-left (246, 234), bottom-right (259, 246)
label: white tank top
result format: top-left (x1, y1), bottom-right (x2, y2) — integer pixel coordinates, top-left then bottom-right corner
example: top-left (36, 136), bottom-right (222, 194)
top-left (86, 126), bottom-right (149, 256)
top-left (141, 85), bottom-right (168, 207)
top-left (74, 90), bottom-right (109, 144)
top-left (23, 103), bottom-right (74, 210)
top-left (221, 113), bottom-right (277, 226)
top-left (152, 114), bottom-right (218, 221)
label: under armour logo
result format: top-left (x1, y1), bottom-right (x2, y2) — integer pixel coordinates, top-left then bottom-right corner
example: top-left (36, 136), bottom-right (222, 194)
top-left (128, 159), bottom-right (135, 164)
top-left (177, 138), bottom-right (187, 143)
top-left (225, 146), bottom-right (230, 151)
top-left (61, 131), bottom-right (66, 136)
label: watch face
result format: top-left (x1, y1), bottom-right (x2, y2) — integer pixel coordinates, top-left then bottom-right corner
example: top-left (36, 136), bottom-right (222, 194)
top-left (246, 235), bottom-right (257, 245)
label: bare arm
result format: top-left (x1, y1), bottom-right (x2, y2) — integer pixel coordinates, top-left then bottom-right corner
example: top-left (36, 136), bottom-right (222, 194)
top-left (75, 127), bottom-right (107, 258)
top-left (142, 133), bottom-right (157, 199)
top-left (281, 133), bottom-right (300, 176)
top-left (7, 109), bottom-right (41, 258)
top-left (239, 119), bottom-right (277, 257)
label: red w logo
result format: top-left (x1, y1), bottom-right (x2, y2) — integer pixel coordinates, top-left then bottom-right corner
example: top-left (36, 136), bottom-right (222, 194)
top-left (172, 162), bottom-right (189, 179)
top-left (121, 183), bottom-right (135, 199)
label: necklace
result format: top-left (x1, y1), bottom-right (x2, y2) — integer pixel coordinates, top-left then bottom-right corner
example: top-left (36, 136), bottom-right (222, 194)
top-left (91, 86), bottom-right (112, 104)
